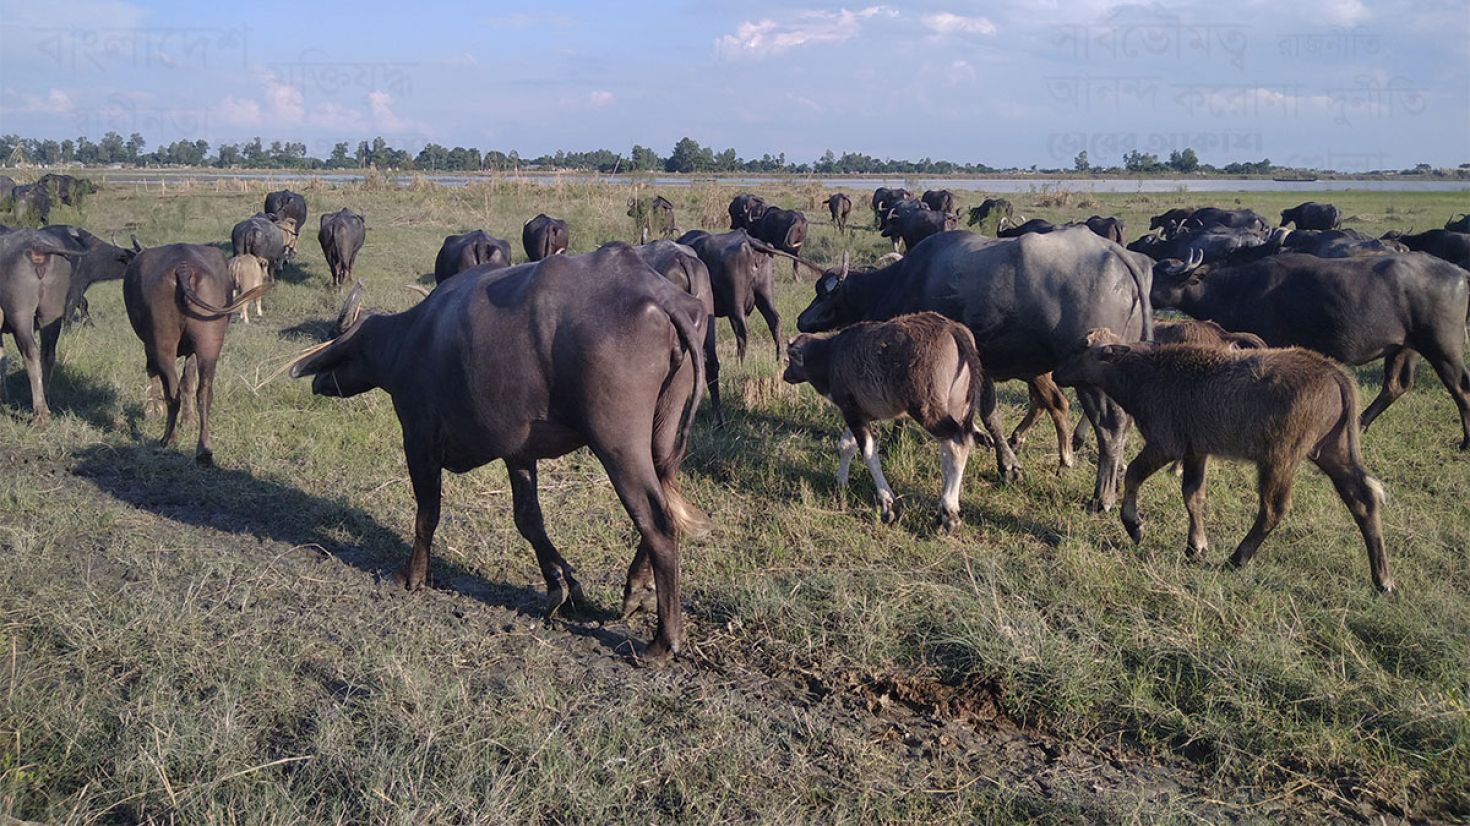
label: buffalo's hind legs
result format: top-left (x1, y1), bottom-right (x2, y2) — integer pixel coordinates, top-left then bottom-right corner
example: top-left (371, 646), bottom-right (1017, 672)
top-left (506, 459), bottom-right (586, 616)
top-left (599, 453), bottom-right (685, 663)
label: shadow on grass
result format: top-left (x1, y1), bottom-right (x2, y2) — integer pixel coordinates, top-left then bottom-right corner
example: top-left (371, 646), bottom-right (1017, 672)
top-left (2, 364), bottom-right (120, 430)
top-left (68, 442), bottom-right (642, 656)
top-left (280, 317), bottom-right (338, 342)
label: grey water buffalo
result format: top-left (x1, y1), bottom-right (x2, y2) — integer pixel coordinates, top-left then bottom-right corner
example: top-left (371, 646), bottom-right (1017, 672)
top-left (677, 229), bottom-right (785, 363)
top-left (750, 207), bottom-right (809, 279)
top-left (1281, 229), bottom-right (1403, 258)
top-left (784, 311), bottom-right (1008, 531)
top-left (1182, 207), bottom-right (1269, 234)
top-left (1380, 229), bottom-right (1470, 270)
top-left (263, 190), bottom-right (307, 254)
top-left (37, 173), bottom-right (96, 207)
top-left (728, 194), bottom-right (768, 230)
top-left (522, 214), bottom-right (570, 261)
top-left (871, 187), bottom-right (912, 227)
top-left (827, 193), bottom-right (852, 233)
top-left (1128, 225), bottom-right (1269, 264)
top-left (124, 244), bottom-right (271, 465)
top-left (290, 243), bottom-right (709, 661)
top-left (1151, 251), bottom-right (1470, 449)
top-left (1280, 201), bottom-right (1341, 230)
top-left (434, 230), bottom-right (513, 284)
top-left (1446, 214), bottom-right (1470, 233)
top-left (1149, 208), bottom-right (1195, 238)
top-left (1056, 329), bottom-right (1393, 591)
top-left (628, 195), bottom-right (677, 243)
top-left (9, 184), bottom-right (52, 226)
top-left (43, 226), bottom-right (138, 325)
top-left (0, 176), bottom-right (15, 202)
top-left (967, 198), bottom-right (1014, 232)
top-left (921, 189), bottom-right (957, 215)
top-left (798, 228), bottom-right (1157, 509)
top-left (1083, 216), bottom-right (1126, 244)
top-left (0, 229), bottom-right (87, 421)
top-left (883, 206), bottom-right (958, 252)
top-left (997, 218), bottom-right (1059, 238)
top-left (231, 213), bottom-right (293, 279)
top-left (634, 239), bottom-right (724, 426)
top-left (318, 208), bottom-right (366, 287)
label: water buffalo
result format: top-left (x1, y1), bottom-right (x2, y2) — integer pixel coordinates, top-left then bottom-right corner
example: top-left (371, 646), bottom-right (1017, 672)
top-left (0, 229), bottom-right (87, 421)
top-left (1128, 225), bottom-right (1269, 265)
top-left (728, 194), bottom-right (768, 230)
top-left (749, 207), bottom-right (808, 280)
top-left (124, 244), bottom-right (271, 465)
top-left (0, 176), bottom-right (15, 202)
top-left (967, 198), bottom-right (1014, 233)
top-left (997, 218), bottom-right (1059, 238)
top-left (1083, 216), bottom-right (1126, 244)
top-left (921, 189), bottom-right (957, 215)
top-left (1380, 229), bottom-right (1470, 270)
top-left (1446, 214), bottom-right (1470, 233)
top-left (1181, 207), bottom-right (1269, 234)
top-left (37, 173), bottom-right (96, 207)
top-left (635, 240), bottom-right (724, 426)
top-left (1280, 201), bottom-right (1341, 230)
top-left (434, 230), bottom-right (512, 284)
top-left (9, 184), bottom-right (52, 226)
top-left (628, 195), bottom-right (677, 243)
top-left (827, 193), bottom-right (852, 233)
top-left (871, 187), bottom-right (912, 228)
top-left (798, 228), bottom-right (1156, 509)
top-left (883, 206), bottom-right (958, 252)
top-left (263, 190), bottom-right (307, 254)
top-left (522, 214), bottom-right (570, 261)
top-left (1148, 208), bottom-right (1195, 238)
top-left (43, 226), bottom-right (139, 325)
top-left (290, 243), bottom-right (709, 662)
top-left (318, 208), bottom-right (366, 287)
top-left (677, 229), bottom-right (785, 363)
top-left (1151, 251), bottom-right (1470, 449)
top-left (1281, 229), bottom-right (1402, 258)
top-left (231, 213), bottom-right (292, 279)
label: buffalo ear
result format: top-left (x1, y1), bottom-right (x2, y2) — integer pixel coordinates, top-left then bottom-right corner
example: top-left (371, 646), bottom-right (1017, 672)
top-left (1098, 344), bottom-right (1130, 362)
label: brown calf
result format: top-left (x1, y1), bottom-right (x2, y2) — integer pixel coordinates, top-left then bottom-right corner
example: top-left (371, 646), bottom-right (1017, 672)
top-left (783, 311), bottom-right (1017, 531)
top-left (1054, 329), bottom-right (1392, 592)
top-left (227, 254), bottom-right (268, 322)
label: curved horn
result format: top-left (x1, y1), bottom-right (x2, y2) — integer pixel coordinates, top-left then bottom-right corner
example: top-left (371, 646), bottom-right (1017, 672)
top-left (839, 251), bottom-right (850, 280)
top-left (131, 234), bottom-right (142, 252)
top-left (402, 283), bottom-right (431, 298)
top-left (746, 236), bottom-right (827, 275)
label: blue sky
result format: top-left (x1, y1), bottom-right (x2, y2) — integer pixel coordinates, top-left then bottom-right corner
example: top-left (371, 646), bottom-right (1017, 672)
top-left (1, 0), bottom-right (1466, 169)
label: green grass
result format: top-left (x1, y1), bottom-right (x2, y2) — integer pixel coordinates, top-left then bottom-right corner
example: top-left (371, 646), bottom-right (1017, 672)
top-left (1, 178), bottom-right (1467, 823)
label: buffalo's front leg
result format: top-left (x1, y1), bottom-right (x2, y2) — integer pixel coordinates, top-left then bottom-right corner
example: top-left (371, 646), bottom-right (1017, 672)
top-left (396, 437), bottom-right (441, 590)
top-left (506, 459), bottom-right (585, 615)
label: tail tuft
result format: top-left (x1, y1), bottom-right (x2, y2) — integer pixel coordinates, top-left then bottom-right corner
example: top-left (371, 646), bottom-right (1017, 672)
top-left (1366, 475), bottom-right (1388, 505)
top-left (662, 480), bottom-right (711, 540)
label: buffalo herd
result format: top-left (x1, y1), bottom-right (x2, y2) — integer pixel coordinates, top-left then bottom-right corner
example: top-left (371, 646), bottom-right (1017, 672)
top-left (2, 178), bottom-right (1467, 660)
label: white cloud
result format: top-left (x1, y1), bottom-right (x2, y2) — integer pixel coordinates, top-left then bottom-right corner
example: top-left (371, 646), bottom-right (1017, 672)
top-left (216, 94), bottom-right (262, 126)
top-left (6, 88), bottom-right (76, 114)
top-left (481, 12), bottom-right (577, 28)
top-left (1316, 0), bottom-right (1370, 25)
top-left (922, 12), bottom-right (997, 36)
top-left (588, 90), bottom-right (615, 107)
top-left (367, 90), bottom-right (421, 132)
top-left (716, 6), bottom-right (899, 60)
top-left (949, 59), bottom-right (977, 84)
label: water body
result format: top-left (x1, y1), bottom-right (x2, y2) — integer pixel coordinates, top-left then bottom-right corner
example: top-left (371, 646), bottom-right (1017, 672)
top-left (98, 171), bottom-right (1470, 193)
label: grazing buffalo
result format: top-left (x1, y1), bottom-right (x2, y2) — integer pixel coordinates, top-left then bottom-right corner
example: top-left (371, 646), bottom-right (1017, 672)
top-left (37, 173), bottom-right (96, 207)
top-left (1056, 329), bottom-right (1393, 592)
top-left (628, 195), bottom-right (677, 243)
top-left (635, 240), bottom-right (724, 426)
top-left (124, 244), bottom-right (270, 465)
top-left (883, 206), bottom-right (958, 252)
top-left (1182, 207), bottom-right (1269, 234)
top-left (827, 193), bottom-right (852, 233)
top-left (1151, 251), bottom-right (1470, 449)
top-left (871, 187), bottom-right (912, 227)
top-left (1281, 229), bottom-right (1402, 259)
top-left (1083, 216), bottom-right (1126, 244)
top-left (784, 311), bottom-right (1009, 531)
top-left (263, 190), bottom-right (307, 254)
top-left (677, 229), bottom-right (785, 363)
top-left (290, 243), bottom-right (709, 661)
top-left (0, 229), bottom-right (87, 421)
top-left (0, 176), bottom-right (15, 202)
top-left (1446, 214), bottom-right (1470, 233)
top-left (434, 230), bottom-right (513, 284)
top-left (9, 184), bottom-right (52, 226)
top-left (997, 218), bottom-right (1059, 238)
top-left (43, 226), bottom-right (139, 325)
top-left (749, 207), bottom-right (809, 279)
top-left (1280, 201), bottom-right (1341, 231)
top-left (728, 194), bottom-right (768, 230)
top-left (967, 198), bottom-right (1014, 232)
top-left (798, 228), bottom-right (1157, 509)
top-left (921, 189), bottom-right (957, 215)
top-left (318, 208), bottom-right (366, 287)
top-left (522, 213), bottom-right (570, 261)
top-left (231, 213), bottom-right (293, 279)
top-left (1380, 229), bottom-right (1470, 270)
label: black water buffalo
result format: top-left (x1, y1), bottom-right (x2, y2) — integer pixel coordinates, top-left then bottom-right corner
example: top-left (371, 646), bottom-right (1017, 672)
top-left (1182, 207), bottom-right (1269, 234)
top-left (635, 240), bottom-right (724, 426)
top-left (797, 228), bottom-right (1156, 510)
top-left (263, 190), bottom-right (307, 241)
top-left (522, 214), bottom-right (570, 261)
top-left (883, 206), bottom-right (958, 252)
top-left (728, 194), bottom-right (768, 230)
top-left (921, 189), bottom-right (957, 215)
top-left (318, 209), bottom-right (366, 287)
top-left (1280, 201), bottom-right (1341, 230)
top-left (997, 218), bottom-right (1059, 238)
top-left (0, 229), bottom-right (87, 421)
top-left (677, 229), bottom-right (785, 363)
top-left (749, 207), bottom-right (809, 279)
top-left (231, 213), bottom-right (292, 278)
top-left (827, 193), bottom-right (852, 233)
top-left (290, 243), bottom-right (709, 661)
top-left (1151, 251), bottom-right (1470, 449)
top-left (1083, 216), bottom-right (1126, 244)
top-left (1446, 214), bottom-right (1470, 233)
top-left (42, 226), bottom-right (139, 324)
top-left (124, 244), bottom-right (270, 465)
top-left (9, 184), bottom-right (52, 226)
top-left (967, 198), bottom-right (1014, 232)
top-left (0, 176), bottom-right (15, 202)
top-left (1281, 229), bottom-right (1402, 259)
top-left (434, 230), bottom-right (513, 284)
top-left (871, 187), bottom-right (912, 227)
top-left (37, 173), bottom-right (96, 207)
top-left (1380, 229), bottom-right (1470, 270)
top-left (628, 195), bottom-right (676, 242)
top-left (1128, 225), bottom-right (1269, 265)
top-left (1149, 208), bottom-right (1195, 238)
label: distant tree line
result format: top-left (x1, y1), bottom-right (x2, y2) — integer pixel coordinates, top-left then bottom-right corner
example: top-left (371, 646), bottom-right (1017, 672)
top-left (0, 132), bottom-right (1459, 177)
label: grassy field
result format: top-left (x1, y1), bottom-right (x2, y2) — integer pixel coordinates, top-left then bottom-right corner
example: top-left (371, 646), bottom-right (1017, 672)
top-left (1, 176), bottom-right (1468, 823)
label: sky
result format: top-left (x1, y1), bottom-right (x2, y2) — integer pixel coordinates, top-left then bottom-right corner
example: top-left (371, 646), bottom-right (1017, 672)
top-left (0, 0), bottom-right (1466, 170)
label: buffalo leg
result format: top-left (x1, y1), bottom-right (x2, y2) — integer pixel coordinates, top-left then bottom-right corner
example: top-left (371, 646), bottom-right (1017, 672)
top-left (1313, 451), bottom-right (1393, 592)
top-left (846, 418), bottom-right (899, 524)
top-left (38, 318), bottom-right (61, 387)
top-left (1016, 374), bottom-right (1074, 470)
top-left (1181, 454), bottom-right (1210, 557)
top-left (979, 374), bottom-right (1021, 483)
top-left (598, 450), bottom-right (685, 661)
top-left (1227, 461), bottom-right (1297, 569)
top-left (11, 320), bottom-right (49, 423)
top-left (152, 352), bottom-right (182, 448)
top-left (752, 287), bottom-right (785, 362)
top-left (836, 429), bottom-right (858, 489)
top-left (194, 355), bottom-right (216, 466)
top-left (0, 315), bottom-right (7, 408)
top-left (1360, 348), bottom-right (1416, 431)
top-left (937, 435), bottom-right (971, 532)
top-left (703, 319), bottom-right (725, 427)
top-left (178, 355), bottom-right (199, 426)
top-left (727, 313), bottom-right (749, 362)
top-left (1119, 442), bottom-right (1173, 544)
top-left (506, 459), bottom-right (585, 615)
top-left (1078, 386), bottom-right (1131, 512)
top-left (396, 438), bottom-right (441, 591)
top-left (1421, 348), bottom-right (1470, 451)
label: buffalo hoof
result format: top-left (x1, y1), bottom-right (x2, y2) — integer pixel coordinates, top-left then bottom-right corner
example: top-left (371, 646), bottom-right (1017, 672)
top-left (621, 585), bottom-right (657, 619)
top-left (998, 464), bottom-right (1023, 485)
top-left (144, 399), bottom-right (165, 419)
top-left (936, 509), bottom-right (961, 534)
top-left (1459, 439), bottom-right (1470, 452)
top-left (195, 451), bottom-right (214, 468)
top-left (1185, 543), bottom-right (1207, 559)
top-left (636, 638), bottom-right (676, 667)
top-left (1086, 497), bottom-right (1114, 514)
top-left (32, 410), bottom-right (51, 427)
top-left (880, 498), bottom-right (903, 525)
top-left (390, 566), bottom-right (427, 591)
top-left (1376, 579), bottom-right (1397, 596)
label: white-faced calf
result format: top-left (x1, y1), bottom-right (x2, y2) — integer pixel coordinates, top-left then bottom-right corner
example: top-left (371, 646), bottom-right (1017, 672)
top-left (1054, 329), bottom-right (1393, 592)
top-left (782, 311), bottom-right (1017, 531)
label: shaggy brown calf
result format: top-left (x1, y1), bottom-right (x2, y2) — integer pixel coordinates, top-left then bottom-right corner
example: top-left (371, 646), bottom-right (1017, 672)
top-left (124, 244), bottom-right (271, 465)
top-left (227, 254), bottom-right (268, 323)
top-left (783, 311), bottom-right (1016, 531)
top-left (1054, 329), bottom-right (1392, 592)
